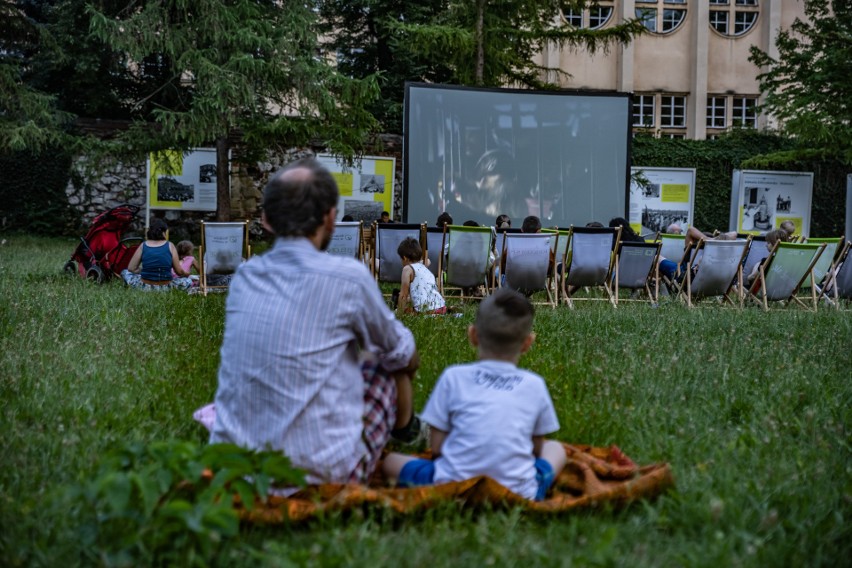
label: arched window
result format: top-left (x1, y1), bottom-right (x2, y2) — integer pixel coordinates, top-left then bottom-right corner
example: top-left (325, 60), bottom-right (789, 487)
top-left (561, 1), bottom-right (614, 30)
top-left (635, 0), bottom-right (687, 35)
top-left (709, 0), bottom-right (759, 37)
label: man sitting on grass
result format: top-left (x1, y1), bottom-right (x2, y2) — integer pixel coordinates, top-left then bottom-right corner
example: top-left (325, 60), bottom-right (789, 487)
top-left (210, 158), bottom-right (422, 486)
top-left (382, 288), bottom-right (568, 501)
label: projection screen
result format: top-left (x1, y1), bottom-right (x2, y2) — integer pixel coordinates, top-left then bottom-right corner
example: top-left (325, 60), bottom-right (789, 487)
top-left (404, 83), bottom-right (632, 228)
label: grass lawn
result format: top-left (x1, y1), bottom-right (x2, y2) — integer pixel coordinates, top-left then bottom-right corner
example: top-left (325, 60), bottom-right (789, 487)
top-left (1, 235), bottom-right (850, 566)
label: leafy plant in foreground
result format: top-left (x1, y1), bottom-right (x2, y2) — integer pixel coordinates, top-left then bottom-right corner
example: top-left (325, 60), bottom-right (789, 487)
top-left (65, 440), bottom-right (304, 566)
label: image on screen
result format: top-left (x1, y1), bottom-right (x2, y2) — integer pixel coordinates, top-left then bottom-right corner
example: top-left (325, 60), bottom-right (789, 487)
top-left (404, 83), bottom-right (631, 228)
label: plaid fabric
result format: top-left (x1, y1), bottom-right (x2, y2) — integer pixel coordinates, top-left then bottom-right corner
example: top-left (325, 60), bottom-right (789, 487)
top-left (349, 359), bottom-right (397, 484)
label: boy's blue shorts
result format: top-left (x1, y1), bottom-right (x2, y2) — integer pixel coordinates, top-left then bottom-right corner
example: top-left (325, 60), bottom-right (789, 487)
top-left (398, 458), bottom-right (556, 501)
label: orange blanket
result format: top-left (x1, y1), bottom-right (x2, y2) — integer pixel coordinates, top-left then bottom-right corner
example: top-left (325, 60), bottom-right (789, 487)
top-left (239, 443), bottom-right (674, 524)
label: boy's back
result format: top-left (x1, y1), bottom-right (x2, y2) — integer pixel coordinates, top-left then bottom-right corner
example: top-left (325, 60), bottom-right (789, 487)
top-left (421, 359), bottom-right (559, 500)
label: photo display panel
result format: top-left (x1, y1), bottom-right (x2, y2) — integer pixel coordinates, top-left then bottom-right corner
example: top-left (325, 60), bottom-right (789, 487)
top-left (404, 83), bottom-right (631, 228)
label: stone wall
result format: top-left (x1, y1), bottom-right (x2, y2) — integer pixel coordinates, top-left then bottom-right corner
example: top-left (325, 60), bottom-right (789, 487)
top-left (65, 134), bottom-right (404, 241)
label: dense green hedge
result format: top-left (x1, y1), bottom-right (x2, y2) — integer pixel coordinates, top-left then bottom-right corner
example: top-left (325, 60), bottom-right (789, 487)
top-left (0, 149), bottom-right (78, 235)
top-left (631, 130), bottom-right (847, 237)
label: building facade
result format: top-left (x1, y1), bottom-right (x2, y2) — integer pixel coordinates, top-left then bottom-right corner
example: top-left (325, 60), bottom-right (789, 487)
top-left (539, 0), bottom-right (806, 139)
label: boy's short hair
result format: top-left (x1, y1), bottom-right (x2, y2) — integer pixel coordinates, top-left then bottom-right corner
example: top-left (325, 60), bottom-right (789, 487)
top-left (397, 237), bottom-right (422, 261)
top-left (475, 288), bottom-right (535, 354)
top-left (521, 215), bottom-right (541, 233)
top-left (176, 240), bottom-right (194, 257)
top-left (779, 220), bottom-right (795, 234)
top-left (766, 229), bottom-right (787, 247)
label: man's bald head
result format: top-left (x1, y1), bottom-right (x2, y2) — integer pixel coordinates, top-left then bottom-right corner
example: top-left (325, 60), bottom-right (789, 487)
top-left (262, 158), bottom-right (338, 237)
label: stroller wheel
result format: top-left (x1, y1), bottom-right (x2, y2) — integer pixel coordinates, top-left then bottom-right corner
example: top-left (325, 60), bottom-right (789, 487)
top-left (86, 265), bottom-right (105, 284)
top-left (63, 260), bottom-right (77, 275)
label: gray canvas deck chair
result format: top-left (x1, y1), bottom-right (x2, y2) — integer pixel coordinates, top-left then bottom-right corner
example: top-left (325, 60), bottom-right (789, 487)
top-left (199, 221), bottom-right (250, 296)
top-left (372, 222), bottom-right (426, 284)
top-left (678, 238), bottom-right (750, 308)
top-left (494, 227), bottom-right (522, 266)
top-left (328, 221), bottom-right (363, 260)
top-left (499, 233), bottom-right (556, 307)
top-left (439, 224), bottom-right (493, 300)
top-left (612, 241), bottom-right (661, 305)
top-left (561, 226), bottom-right (621, 308)
top-left (739, 234), bottom-right (769, 283)
top-left (425, 226), bottom-right (445, 279)
top-left (747, 241), bottom-right (826, 311)
top-left (816, 241), bottom-right (852, 308)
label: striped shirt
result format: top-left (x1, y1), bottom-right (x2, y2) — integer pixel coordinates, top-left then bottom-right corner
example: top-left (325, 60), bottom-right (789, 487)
top-left (210, 237), bottom-right (415, 484)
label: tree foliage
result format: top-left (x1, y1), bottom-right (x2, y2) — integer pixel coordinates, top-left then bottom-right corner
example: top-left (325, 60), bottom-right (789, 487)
top-left (317, 0), bottom-right (646, 133)
top-left (749, 0), bottom-right (852, 165)
top-left (87, 0), bottom-right (381, 219)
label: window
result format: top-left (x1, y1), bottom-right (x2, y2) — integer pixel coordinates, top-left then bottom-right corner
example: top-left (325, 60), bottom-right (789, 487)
top-left (706, 96), bottom-right (727, 128)
top-left (732, 97), bottom-right (757, 127)
top-left (633, 95), bottom-right (655, 128)
top-left (660, 95), bottom-right (686, 128)
top-left (711, 0), bottom-right (758, 37)
top-left (561, 2), bottom-right (613, 30)
top-left (635, 1), bottom-right (687, 34)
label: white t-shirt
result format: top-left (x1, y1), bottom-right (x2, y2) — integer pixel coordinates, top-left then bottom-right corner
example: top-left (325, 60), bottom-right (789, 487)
top-left (421, 360), bottom-right (560, 499)
top-left (409, 262), bottom-right (445, 312)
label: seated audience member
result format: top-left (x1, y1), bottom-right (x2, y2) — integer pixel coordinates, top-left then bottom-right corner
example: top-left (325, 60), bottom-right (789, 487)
top-left (383, 288), bottom-right (567, 501)
top-left (585, 221), bottom-right (604, 228)
top-left (658, 226), bottom-right (736, 282)
top-left (380, 211), bottom-right (393, 223)
top-left (396, 237), bottom-right (447, 315)
top-left (779, 220), bottom-right (796, 241)
top-left (341, 214), bottom-right (355, 221)
top-left (666, 222), bottom-right (683, 235)
top-left (436, 212), bottom-right (453, 228)
top-left (521, 215), bottom-right (541, 234)
top-left (463, 220), bottom-right (480, 227)
top-left (608, 217), bottom-right (643, 243)
top-left (496, 214), bottom-right (511, 229)
top-left (121, 218), bottom-right (193, 291)
top-left (210, 158), bottom-right (422, 487)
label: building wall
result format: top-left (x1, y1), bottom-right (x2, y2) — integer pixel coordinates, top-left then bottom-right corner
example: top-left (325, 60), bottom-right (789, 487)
top-left (539, 0), bottom-right (806, 139)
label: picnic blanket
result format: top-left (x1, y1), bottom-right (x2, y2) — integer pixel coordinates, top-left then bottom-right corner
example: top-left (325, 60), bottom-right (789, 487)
top-left (237, 444), bottom-right (674, 524)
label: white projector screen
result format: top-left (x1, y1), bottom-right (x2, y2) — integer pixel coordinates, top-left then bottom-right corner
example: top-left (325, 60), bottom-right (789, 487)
top-left (404, 83), bottom-right (632, 228)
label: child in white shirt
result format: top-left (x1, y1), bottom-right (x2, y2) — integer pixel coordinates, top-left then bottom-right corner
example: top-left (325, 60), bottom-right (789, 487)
top-left (383, 288), bottom-right (567, 500)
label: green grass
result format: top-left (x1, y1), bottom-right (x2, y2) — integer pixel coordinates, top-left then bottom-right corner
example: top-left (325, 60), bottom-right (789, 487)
top-left (1, 235), bottom-right (850, 566)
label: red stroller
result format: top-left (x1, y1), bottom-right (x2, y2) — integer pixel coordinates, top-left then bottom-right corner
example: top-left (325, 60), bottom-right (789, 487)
top-left (64, 204), bottom-right (143, 283)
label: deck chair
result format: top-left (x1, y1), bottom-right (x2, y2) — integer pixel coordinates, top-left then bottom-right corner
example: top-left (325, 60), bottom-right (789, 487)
top-left (817, 241), bottom-right (852, 307)
top-left (542, 228), bottom-right (570, 299)
top-left (678, 239), bottom-right (750, 308)
top-left (372, 223), bottom-right (426, 284)
top-left (199, 221), bottom-right (250, 296)
top-left (612, 241), bottom-right (661, 305)
top-left (494, 228), bottom-right (522, 265)
top-left (328, 221), bottom-right (363, 260)
top-left (747, 242), bottom-right (826, 311)
top-left (656, 232), bottom-right (694, 291)
top-left (499, 233), bottom-right (556, 307)
top-left (425, 226), bottom-right (445, 279)
top-left (439, 224), bottom-right (493, 300)
top-left (802, 237), bottom-right (845, 291)
top-left (739, 234), bottom-right (769, 285)
top-left (561, 226), bottom-right (621, 308)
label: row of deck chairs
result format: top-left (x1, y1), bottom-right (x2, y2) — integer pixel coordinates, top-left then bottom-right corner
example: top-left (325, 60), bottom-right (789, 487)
top-left (329, 221), bottom-right (852, 311)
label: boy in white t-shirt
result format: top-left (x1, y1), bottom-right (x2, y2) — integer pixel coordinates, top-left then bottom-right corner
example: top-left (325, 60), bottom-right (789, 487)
top-left (382, 288), bottom-right (567, 500)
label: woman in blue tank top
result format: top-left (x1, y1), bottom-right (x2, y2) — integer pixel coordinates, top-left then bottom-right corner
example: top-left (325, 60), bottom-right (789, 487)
top-left (121, 218), bottom-right (193, 291)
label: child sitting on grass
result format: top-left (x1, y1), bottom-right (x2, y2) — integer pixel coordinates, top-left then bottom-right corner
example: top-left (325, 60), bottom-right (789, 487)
top-left (174, 240), bottom-right (200, 280)
top-left (383, 288), bottom-right (567, 500)
top-left (396, 237), bottom-right (446, 315)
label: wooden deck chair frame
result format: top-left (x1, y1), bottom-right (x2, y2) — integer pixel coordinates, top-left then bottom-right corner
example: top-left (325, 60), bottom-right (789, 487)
top-left (199, 221), bottom-right (250, 296)
top-left (498, 232), bottom-right (557, 308)
top-left (612, 241), bottom-right (662, 305)
top-left (560, 226), bottom-right (621, 308)
top-left (371, 222), bottom-right (427, 284)
top-left (425, 226), bottom-right (445, 280)
top-left (816, 241), bottom-right (852, 309)
top-left (542, 228), bottom-right (570, 302)
top-left (746, 241), bottom-right (826, 311)
top-left (328, 221), bottom-right (364, 261)
top-left (438, 224), bottom-right (494, 301)
top-left (677, 238), bottom-right (750, 308)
